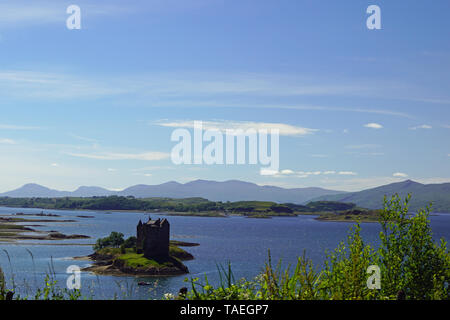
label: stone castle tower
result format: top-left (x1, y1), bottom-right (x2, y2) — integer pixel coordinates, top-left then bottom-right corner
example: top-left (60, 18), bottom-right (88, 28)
top-left (136, 217), bottom-right (170, 259)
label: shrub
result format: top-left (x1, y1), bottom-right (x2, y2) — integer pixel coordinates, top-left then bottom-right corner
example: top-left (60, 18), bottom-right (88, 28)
top-left (93, 231), bottom-right (125, 251)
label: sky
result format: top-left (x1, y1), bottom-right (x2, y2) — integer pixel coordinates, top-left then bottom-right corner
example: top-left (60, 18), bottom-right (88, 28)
top-left (0, 0), bottom-right (449, 192)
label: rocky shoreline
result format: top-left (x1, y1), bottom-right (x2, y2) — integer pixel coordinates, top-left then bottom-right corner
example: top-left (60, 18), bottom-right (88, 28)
top-left (0, 216), bottom-right (90, 242)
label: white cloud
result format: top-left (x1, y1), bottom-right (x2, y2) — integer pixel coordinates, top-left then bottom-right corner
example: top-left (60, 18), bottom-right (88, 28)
top-left (0, 2), bottom-right (133, 27)
top-left (309, 154), bottom-right (329, 158)
top-left (345, 144), bottom-right (381, 149)
top-left (260, 169), bottom-right (279, 176)
top-left (67, 151), bottom-right (169, 161)
top-left (50, 163), bottom-right (59, 167)
top-left (0, 138), bottom-right (16, 144)
top-left (107, 168), bottom-right (117, 172)
top-left (410, 124), bottom-right (432, 130)
top-left (69, 133), bottom-right (99, 144)
top-left (0, 71), bottom-right (130, 99)
top-left (261, 169), bottom-right (357, 178)
top-left (414, 177), bottom-right (450, 184)
top-left (393, 172), bottom-right (408, 178)
top-left (155, 120), bottom-right (317, 137)
top-left (132, 166), bottom-right (175, 172)
top-left (338, 171), bottom-right (357, 176)
top-left (364, 123), bottom-right (383, 129)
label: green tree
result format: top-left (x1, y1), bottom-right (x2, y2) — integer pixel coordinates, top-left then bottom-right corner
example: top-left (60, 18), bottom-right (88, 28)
top-left (93, 231), bottom-right (125, 251)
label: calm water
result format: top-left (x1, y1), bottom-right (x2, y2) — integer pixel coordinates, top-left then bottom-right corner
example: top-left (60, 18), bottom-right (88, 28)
top-left (0, 206), bottom-right (449, 299)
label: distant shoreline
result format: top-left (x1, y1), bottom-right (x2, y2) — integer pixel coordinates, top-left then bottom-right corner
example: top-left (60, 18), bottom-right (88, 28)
top-left (0, 205), bottom-right (391, 223)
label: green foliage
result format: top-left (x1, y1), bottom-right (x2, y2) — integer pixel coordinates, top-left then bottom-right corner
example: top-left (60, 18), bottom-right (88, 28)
top-left (33, 275), bottom-right (82, 300)
top-left (93, 231), bottom-right (125, 251)
top-left (376, 194), bottom-right (449, 299)
top-left (0, 267), bottom-right (8, 300)
top-left (178, 194), bottom-right (449, 300)
top-left (0, 268), bottom-right (81, 301)
top-left (320, 224), bottom-right (378, 299)
top-left (0, 196), bottom-right (297, 217)
top-left (304, 201), bottom-right (357, 212)
top-left (123, 236), bottom-right (137, 249)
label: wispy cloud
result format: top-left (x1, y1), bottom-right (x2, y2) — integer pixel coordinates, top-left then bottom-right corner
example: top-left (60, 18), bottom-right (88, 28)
top-left (364, 123), bottom-right (383, 129)
top-left (155, 120), bottom-right (317, 137)
top-left (0, 70), bottom-right (418, 120)
top-left (260, 169), bottom-right (357, 177)
top-left (131, 166), bottom-right (175, 172)
top-left (66, 151), bottom-right (169, 161)
top-left (0, 1), bottom-right (134, 27)
top-left (410, 124), bottom-right (432, 130)
top-left (345, 144), bottom-right (381, 149)
top-left (338, 171), bottom-right (357, 176)
top-left (0, 138), bottom-right (16, 144)
top-left (68, 133), bottom-right (98, 144)
top-left (0, 71), bottom-right (129, 99)
top-left (393, 172), bottom-right (408, 178)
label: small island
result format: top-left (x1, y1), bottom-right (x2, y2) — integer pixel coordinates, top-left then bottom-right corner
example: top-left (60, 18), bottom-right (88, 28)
top-left (0, 216), bottom-right (89, 242)
top-left (80, 218), bottom-right (196, 276)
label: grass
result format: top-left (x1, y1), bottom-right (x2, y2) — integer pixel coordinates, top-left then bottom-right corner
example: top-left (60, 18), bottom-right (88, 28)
top-left (116, 253), bottom-right (178, 269)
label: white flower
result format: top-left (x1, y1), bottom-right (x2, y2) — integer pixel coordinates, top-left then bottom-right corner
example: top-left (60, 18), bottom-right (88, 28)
top-left (164, 293), bottom-right (175, 300)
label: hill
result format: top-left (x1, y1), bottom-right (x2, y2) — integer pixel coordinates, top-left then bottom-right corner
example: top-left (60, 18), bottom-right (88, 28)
top-left (313, 180), bottom-right (450, 212)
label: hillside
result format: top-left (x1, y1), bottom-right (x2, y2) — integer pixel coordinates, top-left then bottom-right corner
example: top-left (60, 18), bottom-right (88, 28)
top-left (313, 180), bottom-right (450, 212)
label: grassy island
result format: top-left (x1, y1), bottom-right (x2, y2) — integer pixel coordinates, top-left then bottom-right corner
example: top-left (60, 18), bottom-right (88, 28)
top-left (79, 232), bottom-right (197, 277)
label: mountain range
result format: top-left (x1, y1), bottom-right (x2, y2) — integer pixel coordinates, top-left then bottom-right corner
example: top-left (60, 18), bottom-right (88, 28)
top-left (0, 179), bottom-right (449, 211)
top-left (0, 180), bottom-right (345, 204)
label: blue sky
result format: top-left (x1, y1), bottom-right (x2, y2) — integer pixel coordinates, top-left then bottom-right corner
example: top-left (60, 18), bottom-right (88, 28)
top-left (0, 0), bottom-right (449, 192)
